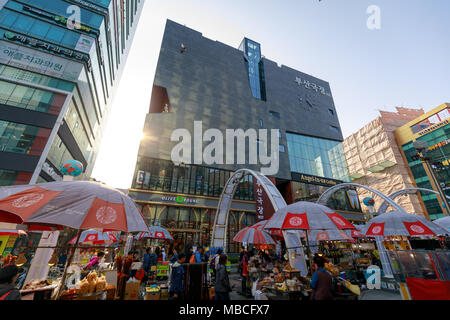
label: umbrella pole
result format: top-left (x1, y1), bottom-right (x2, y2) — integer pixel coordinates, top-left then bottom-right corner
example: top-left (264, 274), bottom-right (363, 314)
top-left (305, 230), bottom-right (313, 276)
top-left (54, 229), bottom-right (82, 300)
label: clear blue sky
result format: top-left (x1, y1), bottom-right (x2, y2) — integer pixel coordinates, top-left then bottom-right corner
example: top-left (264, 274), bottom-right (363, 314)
top-left (92, 0), bottom-right (450, 188)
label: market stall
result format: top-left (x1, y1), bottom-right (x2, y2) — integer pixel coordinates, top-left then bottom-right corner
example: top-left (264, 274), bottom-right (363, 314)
top-left (0, 179), bottom-right (149, 300)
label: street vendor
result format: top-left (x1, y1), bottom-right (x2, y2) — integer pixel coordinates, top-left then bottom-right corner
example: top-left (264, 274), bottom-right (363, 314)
top-left (310, 255), bottom-right (333, 300)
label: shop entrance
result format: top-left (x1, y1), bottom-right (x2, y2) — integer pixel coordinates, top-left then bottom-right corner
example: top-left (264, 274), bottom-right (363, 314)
top-left (169, 229), bottom-right (201, 253)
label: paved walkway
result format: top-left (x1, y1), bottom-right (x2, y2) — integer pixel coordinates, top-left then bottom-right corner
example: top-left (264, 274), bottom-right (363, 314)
top-left (359, 289), bottom-right (402, 300)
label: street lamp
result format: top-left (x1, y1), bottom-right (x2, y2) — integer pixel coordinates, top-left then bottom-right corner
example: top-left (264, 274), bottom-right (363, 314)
top-left (412, 140), bottom-right (450, 216)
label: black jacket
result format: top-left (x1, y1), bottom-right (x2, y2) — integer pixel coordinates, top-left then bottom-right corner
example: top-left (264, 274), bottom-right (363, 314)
top-left (214, 264), bottom-right (231, 293)
top-left (0, 284), bottom-right (21, 300)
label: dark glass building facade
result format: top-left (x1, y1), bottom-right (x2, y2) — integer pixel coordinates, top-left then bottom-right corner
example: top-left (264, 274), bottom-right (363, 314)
top-left (130, 20), bottom-right (364, 253)
top-left (0, 0), bottom-right (143, 185)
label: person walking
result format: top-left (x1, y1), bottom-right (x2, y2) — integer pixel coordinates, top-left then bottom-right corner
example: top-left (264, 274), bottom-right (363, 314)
top-left (310, 255), bottom-right (333, 300)
top-left (214, 254), bottom-right (232, 300)
top-left (195, 247), bottom-right (205, 263)
top-left (209, 248), bottom-right (223, 279)
top-left (0, 265), bottom-right (21, 300)
top-left (169, 253), bottom-right (186, 300)
top-left (240, 247), bottom-right (249, 297)
top-left (186, 247), bottom-right (194, 263)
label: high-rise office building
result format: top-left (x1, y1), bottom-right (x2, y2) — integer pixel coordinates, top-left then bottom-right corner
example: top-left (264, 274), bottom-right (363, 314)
top-left (0, 0), bottom-right (144, 185)
top-left (395, 103), bottom-right (450, 220)
top-left (129, 20), bottom-right (363, 252)
top-left (343, 107), bottom-right (426, 216)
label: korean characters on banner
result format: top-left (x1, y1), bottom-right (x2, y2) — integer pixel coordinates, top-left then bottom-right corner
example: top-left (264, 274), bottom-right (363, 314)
top-left (253, 177), bottom-right (276, 222)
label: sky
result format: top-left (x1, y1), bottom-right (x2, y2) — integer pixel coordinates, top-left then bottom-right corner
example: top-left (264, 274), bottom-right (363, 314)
top-left (91, 0), bottom-right (450, 189)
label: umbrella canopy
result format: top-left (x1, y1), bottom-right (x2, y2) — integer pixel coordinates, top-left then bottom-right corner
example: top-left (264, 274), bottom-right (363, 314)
top-left (432, 216), bottom-right (450, 231)
top-left (233, 221), bottom-right (276, 245)
top-left (0, 181), bottom-right (148, 232)
top-left (345, 227), bottom-right (365, 239)
top-left (306, 229), bottom-right (353, 241)
top-left (68, 229), bottom-right (118, 245)
top-left (264, 201), bottom-right (356, 231)
top-left (135, 226), bottom-right (173, 241)
top-left (362, 211), bottom-right (449, 237)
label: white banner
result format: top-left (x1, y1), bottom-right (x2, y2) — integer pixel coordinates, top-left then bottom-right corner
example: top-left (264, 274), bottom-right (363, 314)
top-left (0, 40), bottom-right (83, 82)
top-left (24, 231), bottom-right (60, 284)
top-left (283, 230), bottom-right (308, 277)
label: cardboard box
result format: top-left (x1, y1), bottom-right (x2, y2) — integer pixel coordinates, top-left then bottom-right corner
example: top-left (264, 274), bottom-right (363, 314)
top-left (144, 293), bottom-right (160, 300)
top-left (124, 281), bottom-right (140, 300)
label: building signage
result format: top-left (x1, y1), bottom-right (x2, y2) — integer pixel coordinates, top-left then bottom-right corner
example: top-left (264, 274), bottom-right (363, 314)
top-left (42, 161), bottom-right (63, 181)
top-left (0, 40), bottom-right (83, 82)
top-left (22, 5), bottom-right (97, 35)
top-left (3, 31), bottom-right (91, 70)
top-left (253, 177), bottom-right (275, 222)
top-left (295, 76), bottom-right (331, 97)
top-left (161, 195), bottom-right (199, 204)
top-left (68, 0), bottom-right (109, 16)
top-left (418, 119), bottom-right (449, 137)
top-left (75, 34), bottom-right (95, 54)
top-left (292, 172), bottom-right (342, 187)
top-left (428, 138), bottom-right (450, 151)
top-left (136, 170), bottom-right (145, 185)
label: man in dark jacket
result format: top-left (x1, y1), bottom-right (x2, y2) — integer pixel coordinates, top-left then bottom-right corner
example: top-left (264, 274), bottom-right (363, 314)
top-left (0, 265), bottom-right (21, 300)
top-left (215, 254), bottom-right (232, 300)
top-left (310, 255), bottom-right (333, 300)
top-left (169, 253), bottom-right (186, 300)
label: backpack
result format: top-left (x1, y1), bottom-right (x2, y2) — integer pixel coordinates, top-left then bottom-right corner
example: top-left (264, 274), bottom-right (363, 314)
top-left (189, 254), bottom-right (196, 263)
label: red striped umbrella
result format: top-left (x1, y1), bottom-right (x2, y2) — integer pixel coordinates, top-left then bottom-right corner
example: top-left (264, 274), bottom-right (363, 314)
top-left (233, 221), bottom-right (276, 245)
top-left (345, 228), bottom-right (365, 239)
top-left (135, 226), bottom-right (173, 241)
top-left (0, 181), bottom-right (148, 232)
top-left (68, 229), bottom-right (119, 245)
top-left (264, 201), bottom-right (356, 231)
top-left (362, 210), bottom-right (449, 237)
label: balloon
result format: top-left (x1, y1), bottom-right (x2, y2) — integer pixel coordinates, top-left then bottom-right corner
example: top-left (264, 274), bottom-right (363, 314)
top-left (61, 160), bottom-right (83, 177)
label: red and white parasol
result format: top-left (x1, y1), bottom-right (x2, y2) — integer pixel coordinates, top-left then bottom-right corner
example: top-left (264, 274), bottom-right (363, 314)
top-left (362, 210), bottom-right (449, 237)
top-left (135, 226), bottom-right (173, 241)
top-left (0, 181), bottom-right (149, 232)
top-left (68, 229), bottom-right (119, 245)
top-left (233, 220), bottom-right (276, 245)
top-left (264, 201), bottom-right (356, 231)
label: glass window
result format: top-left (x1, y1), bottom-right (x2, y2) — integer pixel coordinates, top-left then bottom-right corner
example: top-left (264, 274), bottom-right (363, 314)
top-left (0, 120), bottom-right (50, 156)
top-left (286, 132), bottom-right (350, 181)
top-left (269, 111), bottom-right (280, 119)
top-left (46, 26), bottom-right (65, 43)
top-left (438, 108), bottom-right (450, 122)
top-left (29, 20), bottom-right (50, 38)
top-left (0, 169), bottom-right (32, 186)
